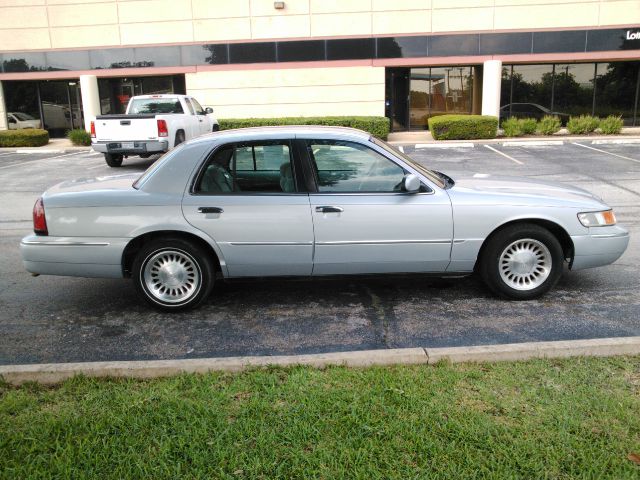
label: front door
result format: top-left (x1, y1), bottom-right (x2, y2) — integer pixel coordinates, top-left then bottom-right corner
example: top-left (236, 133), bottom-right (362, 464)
top-left (300, 138), bottom-right (453, 275)
top-left (182, 139), bottom-right (314, 277)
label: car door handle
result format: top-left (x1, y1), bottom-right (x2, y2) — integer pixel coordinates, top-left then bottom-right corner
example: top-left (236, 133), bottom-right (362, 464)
top-left (198, 207), bottom-right (224, 214)
top-left (316, 206), bottom-right (344, 213)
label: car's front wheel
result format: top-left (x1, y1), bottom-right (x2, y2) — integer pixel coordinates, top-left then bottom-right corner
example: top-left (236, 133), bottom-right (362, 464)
top-left (132, 237), bottom-right (215, 311)
top-left (479, 223), bottom-right (564, 300)
top-left (105, 153), bottom-right (123, 167)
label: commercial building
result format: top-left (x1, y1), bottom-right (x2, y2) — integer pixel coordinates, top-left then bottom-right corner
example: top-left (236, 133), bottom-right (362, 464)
top-left (0, 0), bottom-right (639, 137)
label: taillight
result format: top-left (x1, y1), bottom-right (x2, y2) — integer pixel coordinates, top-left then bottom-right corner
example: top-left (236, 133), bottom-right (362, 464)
top-left (90, 121), bottom-right (96, 138)
top-left (33, 197), bottom-right (48, 236)
top-left (157, 119), bottom-right (168, 137)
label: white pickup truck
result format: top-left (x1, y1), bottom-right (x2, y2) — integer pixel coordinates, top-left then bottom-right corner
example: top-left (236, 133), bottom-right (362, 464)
top-left (91, 94), bottom-right (219, 167)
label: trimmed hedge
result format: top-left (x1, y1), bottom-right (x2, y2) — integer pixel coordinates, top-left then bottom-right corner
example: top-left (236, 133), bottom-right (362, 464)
top-left (536, 115), bottom-right (562, 135)
top-left (218, 116), bottom-right (390, 139)
top-left (0, 129), bottom-right (49, 147)
top-left (428, 115), bottom-right (498, 140)
top-left (67, 128), bottom-right (91, 146)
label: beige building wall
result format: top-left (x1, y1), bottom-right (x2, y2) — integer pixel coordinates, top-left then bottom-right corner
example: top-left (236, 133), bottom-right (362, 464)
top-left (186, 66), bottom-right (386, 118)
top-left (0, 0), bottom-right (638, 51)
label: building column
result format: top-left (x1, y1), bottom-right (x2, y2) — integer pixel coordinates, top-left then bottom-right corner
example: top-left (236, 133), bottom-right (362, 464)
top-left (481, 59), bottom-right (502, 117)
top-left (79, 75), bottom-right (100, 132)
top-left (0, 81), bottom-right (8, 131)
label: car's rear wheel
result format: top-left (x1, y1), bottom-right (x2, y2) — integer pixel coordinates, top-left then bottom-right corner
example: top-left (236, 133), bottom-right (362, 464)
top-left (175, 130), bottom-right (185, 146)
top-left (479, 223), bottom-right (564, 300)
top-left (132, 237), bottom-right (214, 311)
top-left (105, 153), bottom-right (123, 167)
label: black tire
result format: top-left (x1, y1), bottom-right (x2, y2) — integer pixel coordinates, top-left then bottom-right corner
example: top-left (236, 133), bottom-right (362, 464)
top-left (479, 223), bottom-right (564, 300)
top-left (175, 130), bottom-right (185, 146)
top-left (105, 153), bottom-right (123, 167)
top-left (212, 124), bottom-right (220, 132)
top-left (132, 237), bottom-right (215, 311)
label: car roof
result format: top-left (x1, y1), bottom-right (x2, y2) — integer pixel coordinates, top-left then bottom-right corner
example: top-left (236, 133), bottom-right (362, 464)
top-left (189, 125), bottom-right (373, 144)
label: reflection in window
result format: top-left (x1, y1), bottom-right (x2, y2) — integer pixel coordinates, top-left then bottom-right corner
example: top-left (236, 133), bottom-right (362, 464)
top-left (595, 62), bottom-right (640, 125)
top-left (308, 140), bottom-right (405, 193)
top-left (501, 61), bottom-right (640, 125)
top-left (553, 63), bottom-right (596, 116)
top-left (408, 67), bottom-right (473, 129)
top-left (3, 81), bottom-right (41, 130)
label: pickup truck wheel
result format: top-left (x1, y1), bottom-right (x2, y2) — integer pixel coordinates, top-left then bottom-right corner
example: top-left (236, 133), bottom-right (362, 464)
top-left (479, 224), bottom-right (563, 300)
top-left (175, 130), bottom-right (185, 146)
top-left (132, 237), bottom-right (215, 311)
top-left (104, 153), bottom-right (123, 167)
top-left (212, 124), bottom-right (220, 132)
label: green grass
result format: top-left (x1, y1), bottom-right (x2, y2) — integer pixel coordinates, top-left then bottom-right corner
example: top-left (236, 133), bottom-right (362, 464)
top-left (1, 356), bottom-right (640, 479)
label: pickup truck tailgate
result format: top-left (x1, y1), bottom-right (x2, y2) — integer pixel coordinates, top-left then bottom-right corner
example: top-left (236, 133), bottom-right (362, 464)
top-left (94, 114), bottom-right (159, 142)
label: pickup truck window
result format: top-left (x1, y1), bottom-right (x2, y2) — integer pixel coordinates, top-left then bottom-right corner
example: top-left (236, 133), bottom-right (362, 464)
top-left (184, 99), bottom-right (196, 115)
top-left (129, 98), bottom-right (184, 114)
top-left (191, 98), bottom-right (206, 115)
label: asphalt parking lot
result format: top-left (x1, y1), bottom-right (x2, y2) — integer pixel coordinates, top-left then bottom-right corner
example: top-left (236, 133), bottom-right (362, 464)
top-left (0, 140), bottom-right (639, 365)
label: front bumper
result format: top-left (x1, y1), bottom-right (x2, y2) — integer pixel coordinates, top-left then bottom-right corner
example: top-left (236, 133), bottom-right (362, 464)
top-left (92, 140), bottom-right (168, 155)
top-left (20, 235), bottom-right (129, 278)
top-left (570, 225), bottom-right (630, 270)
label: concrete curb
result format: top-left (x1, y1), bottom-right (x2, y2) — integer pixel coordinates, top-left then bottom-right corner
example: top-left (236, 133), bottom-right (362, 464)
top-left (1, 337), bottom-right (639, 385)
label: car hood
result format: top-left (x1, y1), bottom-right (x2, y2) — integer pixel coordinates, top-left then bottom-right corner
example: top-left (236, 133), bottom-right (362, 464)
top-left (446, 172), bottom-right (606, 208)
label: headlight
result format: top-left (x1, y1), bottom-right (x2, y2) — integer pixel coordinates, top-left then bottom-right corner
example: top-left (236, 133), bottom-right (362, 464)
top-left (578, 210), bottom-right (617, 227)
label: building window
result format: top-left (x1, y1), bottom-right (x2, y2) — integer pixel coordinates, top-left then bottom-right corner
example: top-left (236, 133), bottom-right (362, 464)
top-left (502, 61), bottom-right (640, 126)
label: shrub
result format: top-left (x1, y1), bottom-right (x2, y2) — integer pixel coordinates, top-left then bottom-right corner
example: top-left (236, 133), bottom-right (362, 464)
top-left (519, 118), bottom-right (537, 135)
top-left (218, 116), bottom-right (390, 139)
top-left (567, 115), bottom-right (600, 134)
top-left (428, 115), bottom-right (498, 140)
top-left (501, 118), bottom-right (523, 137)
top-left (536, 115), bottom-right (562, 135)
top-left (67, 128), bottom-right (91, 146)
top-left (0, 129), bottom-right (49, 147)
top-left (598, 115), bottom-right (623, 135)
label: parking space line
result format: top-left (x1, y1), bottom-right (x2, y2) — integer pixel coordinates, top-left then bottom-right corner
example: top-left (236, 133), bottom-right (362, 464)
top-left (502, 141), bottom-right (564, 146)
top-left (572, 142), bottom-right (640, 164)
top-left (483, 144), bottom-right (524, 165)
top-left (0, 151), bottom-right (87, 171)
top-left (416, 142), bottom-right (474, 148)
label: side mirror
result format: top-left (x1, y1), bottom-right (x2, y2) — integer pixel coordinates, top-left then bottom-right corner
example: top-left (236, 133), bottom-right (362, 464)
top-left (205, 107), bottom-right (214, 114)
top-left (403, 173), bottom-right (421, 193)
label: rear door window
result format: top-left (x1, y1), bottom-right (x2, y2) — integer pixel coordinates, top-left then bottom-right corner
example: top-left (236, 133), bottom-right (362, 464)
top-left (195, 141), bottom-right (296, 194)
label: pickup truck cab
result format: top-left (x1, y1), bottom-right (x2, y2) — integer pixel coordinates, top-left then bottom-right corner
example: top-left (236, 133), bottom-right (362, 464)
top-left (91, 94), bottom-right (219, 167)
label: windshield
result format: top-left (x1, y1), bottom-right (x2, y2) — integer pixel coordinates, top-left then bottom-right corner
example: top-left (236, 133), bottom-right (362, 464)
top-left (12, 112), bottom-right (37, 121)
top-left (370, 136), bottom-right (445, 189)
top-left (128, 98), bottom-right (184, 114)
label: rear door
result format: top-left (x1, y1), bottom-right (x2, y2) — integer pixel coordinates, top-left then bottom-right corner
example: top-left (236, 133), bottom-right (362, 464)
top-left (182, 138), bottom-right (314, 277)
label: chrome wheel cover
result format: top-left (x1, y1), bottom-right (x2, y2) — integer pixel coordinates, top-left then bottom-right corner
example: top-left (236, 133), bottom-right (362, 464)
top-left (499, 238), bottom-right (552, 291)
top-left (142, 249), bottom-right (201, 304)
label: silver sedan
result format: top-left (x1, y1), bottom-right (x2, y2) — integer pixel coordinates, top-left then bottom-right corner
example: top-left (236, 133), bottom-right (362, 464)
top-left (20, 126), bottom-right (629, 311)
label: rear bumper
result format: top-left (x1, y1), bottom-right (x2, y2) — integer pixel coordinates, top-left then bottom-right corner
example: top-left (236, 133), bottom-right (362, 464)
top-left (570, 225), bottom-right (630, 270)
top-left (20, 235), bottom-right (128, 278)
top-left (92, 140), bottom-right (168, 155)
